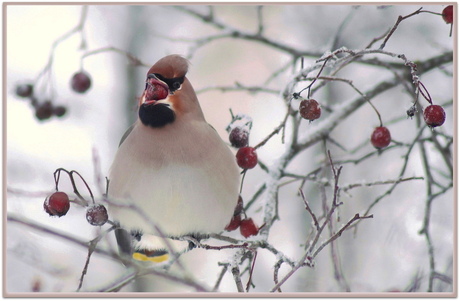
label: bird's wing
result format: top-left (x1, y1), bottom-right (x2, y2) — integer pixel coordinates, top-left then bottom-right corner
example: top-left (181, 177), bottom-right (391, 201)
top-left (118, 123), bottom-right (136, 147)
top-left (115, 227), bottom-right (133, 256)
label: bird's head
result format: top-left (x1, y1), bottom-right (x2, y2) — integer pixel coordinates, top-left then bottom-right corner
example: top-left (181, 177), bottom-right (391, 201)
top-left (139, 54), bottom-right (203, 128)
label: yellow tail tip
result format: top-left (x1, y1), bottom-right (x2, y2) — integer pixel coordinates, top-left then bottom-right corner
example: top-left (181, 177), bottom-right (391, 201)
top-left (132, 252), bottom-right (170, 263)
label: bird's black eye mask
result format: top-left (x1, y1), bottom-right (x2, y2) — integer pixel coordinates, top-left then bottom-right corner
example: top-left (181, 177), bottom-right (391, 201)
top-left (147, 73), bottom-right (184, 93)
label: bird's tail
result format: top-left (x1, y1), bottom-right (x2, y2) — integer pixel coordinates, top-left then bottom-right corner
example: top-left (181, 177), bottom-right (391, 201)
top-left (115, 228), bottom-right (191, 264)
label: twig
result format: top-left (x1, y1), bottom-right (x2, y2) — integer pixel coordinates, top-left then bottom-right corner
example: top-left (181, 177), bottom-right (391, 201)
top-left (7, 213), bottom-right (118, 260)
top-left (299, 189), bottom-right (320, 231)
top-left (231, 265), bottom-right (245, 292)
top-left (244, 183), bottom-right (266, 212)
top-left (213, 264), bottom-right (229, 292)
top-left (54, 168), bottom-right (94, 206)
top-left (254, 109), bottom-right (290, 149)
top-left (342, 176), bottom-right (424, 192)
top-left (77, 225), bottom-right (117, 291)
top-left (273, 260), bottom-right (283, 292)
top-left (311, 213), bottom-right (373, 259)
top-left (196, 84), bottom-right (279, 95)
top-left (34, 6), bottom-right (88, 98)
top-left (245, 251), bottom-right (257, 291)
top-left (256, 6), bottom-right (264, 36)
top-left (81, 46), bottom-right (149, 67)
top-left (173, 5), bottom-right (321, 58)
top-left (379, 7), bottom-right (425, 50)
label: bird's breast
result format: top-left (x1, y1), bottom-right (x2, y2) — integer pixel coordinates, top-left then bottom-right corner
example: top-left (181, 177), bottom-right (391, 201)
top-left (108, 121), bottom-right (240, 236)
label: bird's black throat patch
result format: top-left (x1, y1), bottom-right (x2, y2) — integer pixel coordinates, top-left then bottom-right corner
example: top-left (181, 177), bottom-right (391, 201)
top-left (139, 103), bottom-right (176, 127)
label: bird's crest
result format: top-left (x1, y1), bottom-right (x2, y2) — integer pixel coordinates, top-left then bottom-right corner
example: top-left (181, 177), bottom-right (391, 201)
top-left (147, 54), bottom-right (189, 79)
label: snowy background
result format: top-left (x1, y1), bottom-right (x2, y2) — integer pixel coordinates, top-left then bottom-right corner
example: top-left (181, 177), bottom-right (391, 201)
top-left (6, 4), bottom-right (454, 294)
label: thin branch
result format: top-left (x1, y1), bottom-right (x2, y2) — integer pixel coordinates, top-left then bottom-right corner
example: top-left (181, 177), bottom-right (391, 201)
top-left (311, 213), bottom-right (373, 259)
top-left (7, 213), bottom-right (118, 260)
top-left (196, 83), bottom-right (280, 95)
top-left (273, 260), bottom-right (283, 292)
top-left (341, 176), bottom-right (424, 192)
top-left (379, 7), bottom-right (424, 49)
top-left (299, 189), bottom-right (320, 231)
top-left (77, 226), bottom-right (117, 291)
top-left (254, 109), bottom-right (291, 149)
top-left (81, 46), bottom-right (149, 67)
top-left (173, 5), bottom-right (321, 58)
top-left (213, 264), bottom-right (229, 292)
top-left (245, 251), bottom-right (257, 291)
top-left (231, 265), bottom-right (245, 292)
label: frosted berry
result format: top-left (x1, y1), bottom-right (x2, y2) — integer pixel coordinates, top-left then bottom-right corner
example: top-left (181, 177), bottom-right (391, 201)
top-left (86, 204), bottom-right (108, 226)
top-left (442, 5), bottom-right (453, 24)
top-left (35, 101), bottom-right (54, 121)
top-left (44, 192), bottom-right (70, 217)
top-left (371, 126), bottom-right (391, 149)
top-left (236, 147), bottom-right (258, 169)
top-left (225, 214), bottom-right (242, 231)
top-left (406, 106), bottom-right (417, 118)
top-left (15, 84), bottom-right (34, 98)
top-left (71, 71), bottom-right (92, 93)
top-left (229, 127), bottom-right (249, 148)
top-left (240, 218), bottom-right (259, 238)
top-left (299, 99), bottom-right (321, 121)
top-left (53, 105), bottom-right (67, 117)
top-left (424, 105), bottom-right (446, 128)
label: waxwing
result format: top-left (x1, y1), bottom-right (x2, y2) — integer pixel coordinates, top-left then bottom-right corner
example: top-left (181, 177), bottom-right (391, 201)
top-left (107, 55), bottom-right (240, 263)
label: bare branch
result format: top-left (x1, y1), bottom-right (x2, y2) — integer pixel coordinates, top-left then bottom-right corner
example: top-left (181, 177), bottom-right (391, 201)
top-left (173, 6), bottom-right (322, 58)
top-left (311, 213), bottom-right (373, 259)
top-left (299, 189), bottom-right (320, 231)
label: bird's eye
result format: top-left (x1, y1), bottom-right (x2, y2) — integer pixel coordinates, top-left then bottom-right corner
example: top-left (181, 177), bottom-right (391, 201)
top-left (172, 81), bottom-right (181, 90)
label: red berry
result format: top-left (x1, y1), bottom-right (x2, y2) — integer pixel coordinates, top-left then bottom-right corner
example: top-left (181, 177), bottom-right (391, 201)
top-left (15, 84), bottom-right (34, 98)
top-left (299, 99), bottom-right (321, 121)
top-left (44, 192), bottom-right (70, 217)
top-left (86, 204), bottom-right (109, 226)
top-left (236, 147), bottom-right (258, 169)
top-left (71, 71), bottom-right (92, 93)
top-left (442, 5), bottom-right (453, 24)
top-left (225, 214), bottom-right (242, 231)
top-left (144, 77), bottom-right (169, 102)
top-left (229, 127), bottom-right (249, 148)
top-left (240, 218), bottom-right (259, 238)
top-left (424, 105), bottom-right (446, 128)
top-left (371, 126), bottom-right (391, 149)
top-left (35, 101), bottom-right (54, 121)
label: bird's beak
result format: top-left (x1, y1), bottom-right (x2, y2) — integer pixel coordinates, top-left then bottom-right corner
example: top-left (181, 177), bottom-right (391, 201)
top-left (141, 74), bottom-right (170, 106)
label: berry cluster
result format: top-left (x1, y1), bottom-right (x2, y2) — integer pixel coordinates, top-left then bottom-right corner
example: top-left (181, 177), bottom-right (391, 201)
top-left (14, 71), bottom-right (92, 122)
top-left (225, 196), bottom-right (260, 238)
top-left (44, 190), bottom-right (109, 226)
top-left (45, 169), bottom-right (108, 227)
top-left (15, 83), bottom-right (67, 121)
top-left (227, 113), bottom-right (258, 170)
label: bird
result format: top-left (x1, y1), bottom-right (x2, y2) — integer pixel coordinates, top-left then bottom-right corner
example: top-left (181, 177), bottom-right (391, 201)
top-left (107, 54), bottom-right (241, 264)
